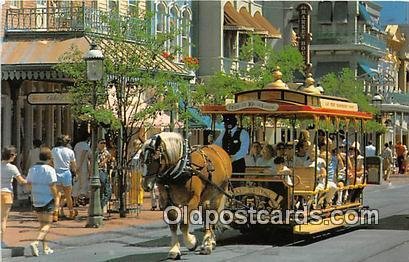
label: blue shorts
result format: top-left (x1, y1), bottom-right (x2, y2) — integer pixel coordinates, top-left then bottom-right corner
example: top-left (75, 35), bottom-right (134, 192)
top-left (33, 199), bottom-right (55, 213)
top-left (56, 169), bottom-right (72, 187)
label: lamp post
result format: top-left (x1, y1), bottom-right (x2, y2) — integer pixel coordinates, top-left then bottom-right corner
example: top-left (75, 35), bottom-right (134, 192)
top-left (372, 93), bottom-right (383, 155)
top-left (84, 43), bottom-right (104, 228)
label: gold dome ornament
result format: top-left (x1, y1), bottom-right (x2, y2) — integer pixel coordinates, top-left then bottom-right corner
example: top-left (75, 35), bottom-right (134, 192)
top-left (302, 73), bottom-right (321, 95)
top-left (264, 66), bottom-right (288, 89)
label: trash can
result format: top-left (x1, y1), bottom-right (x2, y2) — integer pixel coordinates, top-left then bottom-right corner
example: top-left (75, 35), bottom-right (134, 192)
top-left (366, 156), bottom-right (382, 184)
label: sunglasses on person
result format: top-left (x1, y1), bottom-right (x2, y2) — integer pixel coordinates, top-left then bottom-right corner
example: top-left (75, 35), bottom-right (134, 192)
top-left (278, 147), bottom-right (285, 150)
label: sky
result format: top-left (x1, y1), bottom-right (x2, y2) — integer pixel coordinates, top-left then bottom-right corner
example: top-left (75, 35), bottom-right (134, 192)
top-left (377, 1), bottom-right (409, 25)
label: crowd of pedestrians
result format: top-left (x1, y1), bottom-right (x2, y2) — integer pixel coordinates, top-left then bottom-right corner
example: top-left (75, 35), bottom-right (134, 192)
top-left (0, 132), bottom-right (123, 256)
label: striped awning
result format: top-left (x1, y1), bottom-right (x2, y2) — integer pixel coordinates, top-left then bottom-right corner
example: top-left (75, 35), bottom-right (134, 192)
top-left (224, 2), bottom-right (253, 31)
top-left (2, 36), bottom-right (191, 80)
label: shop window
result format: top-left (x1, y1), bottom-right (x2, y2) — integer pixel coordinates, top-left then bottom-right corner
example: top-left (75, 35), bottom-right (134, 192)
top-left (170, 6), bottom-right (179, 60)
top-left (129, 0), bottom-right (138, 16)
top-left (223, 31), bottom-right (236, 58)
top-left (181, 9), bottom-right (191, 57)
top-left (334, 1), bottom-right (348, 23)
top-left (109, 0), bottom-right (119, 12)
top-left (10, 0), bottom-right (21, 8)
top-left (317, 1), bottom-right (332, 24)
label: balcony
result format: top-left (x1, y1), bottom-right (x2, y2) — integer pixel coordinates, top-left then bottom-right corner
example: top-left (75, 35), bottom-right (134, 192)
top-left (221, 57), bottom-right (254, 76)
top-left (359, 32), bottom-right (387, 51)
top-left (5, 6), bottom-right (147, 41)
top-left (312, 31), bottom-right (387, 52)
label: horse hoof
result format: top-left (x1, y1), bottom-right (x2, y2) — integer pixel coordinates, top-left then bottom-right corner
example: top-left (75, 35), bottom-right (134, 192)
top-left (187, 239), bottom-right (198, 251)
top-left (168, 252), bottom-right (181, 260)
top-left (199, 245), bottom-right (212, 255)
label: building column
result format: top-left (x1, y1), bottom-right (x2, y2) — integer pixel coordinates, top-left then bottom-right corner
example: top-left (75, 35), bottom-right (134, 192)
top-left (1, 95), bottom-right (12, 147)
top-left (45, 106), bottom-right (55, 146)
top-left (24, 96), bottom-right (34, 170)
top-left (34, 83), bottom-right (43, 141)
top-left (9, 80), bottom-right (23, 171)
top-left (55, 105), bottom-right (62, 138)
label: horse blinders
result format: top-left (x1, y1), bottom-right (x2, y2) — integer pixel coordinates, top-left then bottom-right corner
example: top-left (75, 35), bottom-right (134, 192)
top-left (143, 135), bottom-right (164, 176)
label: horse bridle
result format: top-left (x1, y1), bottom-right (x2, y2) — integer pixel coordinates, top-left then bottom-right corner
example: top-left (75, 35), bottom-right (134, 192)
top-left (143, 136), bottom-right (164, 177)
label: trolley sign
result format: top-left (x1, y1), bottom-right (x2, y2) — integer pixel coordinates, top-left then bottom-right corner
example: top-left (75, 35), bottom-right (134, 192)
top-left (27, 92), bottom-right (72, 105)
top-left (226, 100), bottom-right (279, 112)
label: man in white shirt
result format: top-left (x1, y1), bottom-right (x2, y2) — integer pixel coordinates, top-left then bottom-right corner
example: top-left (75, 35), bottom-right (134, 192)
top-left (214, 114), bottom-right (249, 173)
top-left (365, 141), bottom-right (376, 157)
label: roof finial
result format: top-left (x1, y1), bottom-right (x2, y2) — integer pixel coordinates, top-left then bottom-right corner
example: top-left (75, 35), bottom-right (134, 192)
top-left (264, 66), bottom-right (288, 89)
top-left (302, 73), bottom-right (321, 95)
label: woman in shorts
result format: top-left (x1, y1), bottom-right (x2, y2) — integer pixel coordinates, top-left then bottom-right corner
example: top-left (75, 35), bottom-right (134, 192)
top-left (27, 146), bottom-right (58, 256)
top-left (51, 135), bottom-right (78, 221)
top-left (1, 146), bottom-right (27, 246)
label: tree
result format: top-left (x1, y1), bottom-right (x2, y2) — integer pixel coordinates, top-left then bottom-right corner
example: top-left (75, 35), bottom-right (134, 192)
top-left (321, 68), bottom-right (385, 133)
top-left (199, 35), bottom-right (305, 104)
top-left (56, 10), bottom-right (195, 217)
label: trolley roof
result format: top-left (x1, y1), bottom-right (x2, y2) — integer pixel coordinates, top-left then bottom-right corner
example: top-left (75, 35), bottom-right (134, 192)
top-left (200, 88), bottom-right (373, 120)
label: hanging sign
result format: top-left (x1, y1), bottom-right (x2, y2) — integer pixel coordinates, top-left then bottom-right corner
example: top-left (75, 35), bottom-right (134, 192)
top-left (297, 3), bottom-right (313, 74)
top-left (27, 92), bottom-right (72, 105)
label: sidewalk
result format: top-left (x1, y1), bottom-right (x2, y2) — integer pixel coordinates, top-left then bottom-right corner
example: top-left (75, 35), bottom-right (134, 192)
top-left (2, 194), bottom-right (163, 258)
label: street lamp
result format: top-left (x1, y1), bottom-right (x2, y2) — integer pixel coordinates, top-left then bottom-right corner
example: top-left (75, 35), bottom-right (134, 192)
top-left (84, 43), bottom-right (104, 228)
top-left (372, 93), bottom-right (383, 155)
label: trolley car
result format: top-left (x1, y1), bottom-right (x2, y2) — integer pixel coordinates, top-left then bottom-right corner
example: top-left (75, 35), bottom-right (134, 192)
top-left (200, 70), bottom-right (374, 235)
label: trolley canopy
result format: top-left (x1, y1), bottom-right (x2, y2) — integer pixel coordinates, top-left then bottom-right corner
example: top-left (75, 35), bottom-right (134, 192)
top-left (200, 88), bottom-right (372, 120)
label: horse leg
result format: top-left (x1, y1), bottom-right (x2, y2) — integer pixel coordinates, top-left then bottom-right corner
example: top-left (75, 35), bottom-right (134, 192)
top-left (166, 205), bottom-right (181, 260)
top-left (168, 224), bottom-right (181, 260)
top-left (200, 200), bottom-right (216, 255)
top-left (180, 223), bottom-right (198, 251)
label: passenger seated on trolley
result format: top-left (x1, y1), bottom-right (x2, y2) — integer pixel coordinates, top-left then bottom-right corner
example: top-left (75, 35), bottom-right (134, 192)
top-left (348, 142), bottom-right (364, 185)
top-left (285, 142), bottom-right (294, 166)
top-left (314, 149), bottom-right (342, 208)
top-left (273, 156), bottom-right (293, 186)
top-left (299, 130), bottom-right (312, 151)
top-left (307, 148), bottom-right (326, 208)
top-left (245, 142), bottom-right (262, 167)
top-left (256, 144), bottom-right (275, 166)
top-left (293, 141), bottom-right (311, 167)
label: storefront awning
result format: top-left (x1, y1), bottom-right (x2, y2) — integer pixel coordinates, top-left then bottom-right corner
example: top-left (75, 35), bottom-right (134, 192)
top-left (238, 8), bottom-right (268, 35)
top-left (224, 2), bottom-right (253, 31)
top-left (358, 3), bottom-right (382, 31)
top-left (253, 12), bottom-right (282, 39)
top-left (2, 36), bottom-right (191, 81)
top-left (358, 62), bottom-right (378, 78)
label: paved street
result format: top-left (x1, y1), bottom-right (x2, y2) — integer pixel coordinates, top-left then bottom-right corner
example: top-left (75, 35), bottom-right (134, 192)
top-left (3, 176), bottom-right (409, 262)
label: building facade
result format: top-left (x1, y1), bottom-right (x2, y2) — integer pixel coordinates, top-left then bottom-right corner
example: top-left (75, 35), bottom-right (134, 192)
top-left (191, 0), bottom-right (281, 80)
top-left (1, 0), bottom-right (192, 176)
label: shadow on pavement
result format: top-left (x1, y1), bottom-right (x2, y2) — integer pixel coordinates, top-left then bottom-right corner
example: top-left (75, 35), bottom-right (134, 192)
top-left (106, 252), bottom-right (169, 262)
top-left (361, 214), bottom-right (409, 231)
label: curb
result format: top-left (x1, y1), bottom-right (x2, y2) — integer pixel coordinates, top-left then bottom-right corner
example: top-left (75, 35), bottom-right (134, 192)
top-left (1, 246), bottom-right (25, 258)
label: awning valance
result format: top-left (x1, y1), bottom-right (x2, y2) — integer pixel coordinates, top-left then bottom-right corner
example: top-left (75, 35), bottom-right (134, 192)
top-left (2, 36), bottom-right (191, 81)
top-left (239, 8), bottom-right (268, 35)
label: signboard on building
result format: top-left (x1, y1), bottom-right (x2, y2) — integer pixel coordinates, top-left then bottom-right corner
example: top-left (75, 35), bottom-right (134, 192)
top-left (297, 3), bottom-right (312, 74)
top-left (27, 92), bottom-right (72, 105)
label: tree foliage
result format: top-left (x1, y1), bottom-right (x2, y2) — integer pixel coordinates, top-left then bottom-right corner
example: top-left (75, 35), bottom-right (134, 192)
top-left (320, 68), bottom-right (375, 113)
top-left (56, 10), bottom-right (195, 169)
top-left (320, 68), bottom-right (385, 133)
top-left (200, 35), bottom-right (304, 104)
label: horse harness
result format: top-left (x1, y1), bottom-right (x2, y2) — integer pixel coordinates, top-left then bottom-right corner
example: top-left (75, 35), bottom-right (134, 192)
top-left (148, 137), bottom-right (249, 209)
